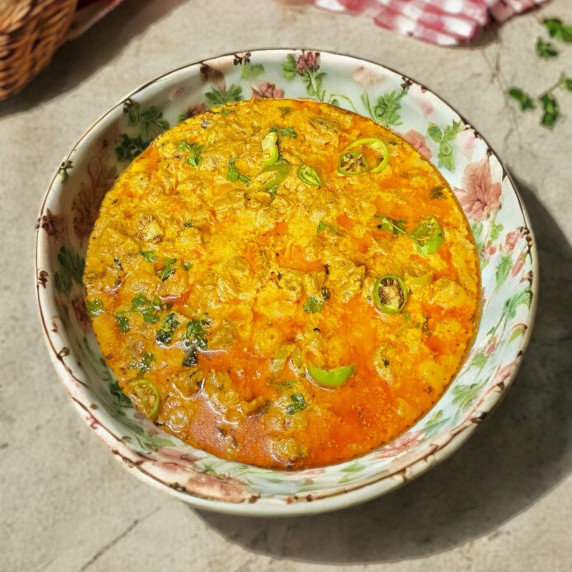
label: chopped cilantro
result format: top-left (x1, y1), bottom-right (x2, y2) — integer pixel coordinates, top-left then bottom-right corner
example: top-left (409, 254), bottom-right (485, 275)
top-left (86, 298), bottom-right (104, 317)
top-left (536, 37), bottom-right (559, 59)
top-left (376, 214), bottom-right (407, 235)
top-left (317, 221), bottom-right (336, 233)
top-left (156, 313), bottom-right (179, 345)
top-left (303, 287), bottom-right (330, 314)
top-left (136, 352), bottom-right (156, 374)
top-left (269, 125), bottom-right (297, 138)
top-left (140, 250), bottom-right (158, 262)
top-left (303, 296), bottom-right (324, 314)
top-left (226, 158), bottom-right (250, 186)
top-left (287, 393), bottom-right (307, 414)
top-left (115, 314), bottom-right (130, 332)
top-left (176, 141), bottom-right (204, 167)
top-left (182, 318), bottom-right (210, 367)
top-left (129, 352), bottom-right (156, 374)
top-left (129, 294), bottom-right (162, 323)
top-left (157, 257), bottom-right (176, 281)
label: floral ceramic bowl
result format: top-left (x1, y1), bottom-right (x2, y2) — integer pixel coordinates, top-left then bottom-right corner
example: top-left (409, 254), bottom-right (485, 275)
top-left (36, 49), bottom-right (537, 516)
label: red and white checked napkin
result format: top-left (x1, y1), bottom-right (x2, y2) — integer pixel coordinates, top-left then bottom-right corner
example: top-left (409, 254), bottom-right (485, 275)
top-left (68, 0), bottom-right (549, 45)
top-left (303, 0), bottom-right (549, 45)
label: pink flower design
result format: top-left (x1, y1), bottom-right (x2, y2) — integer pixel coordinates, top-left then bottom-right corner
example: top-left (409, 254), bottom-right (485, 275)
top-left (252, 82), bottom-right (285, 99)
top-left (351, 65), bottom-right (384, 87)
top-left (457, 129), bottom-right (476, 159)
top-left (372, 430), bottom-right (425, 459)
top-left (455, 157), bottom-right (502, 221)
top-left (157, 446), bottom-right (201, 464)
top-left (150, 454), bottom-right (253, 503)
top-left (186, 103), bottom-right (207, 117)
top-left (485, 336), bottom-right (498, 357)
top-left (403, 129), bottom-right (432, 160)
top-left (505, 226), bottom-right (529, 254)
top-left (504, 230), bottom-right (520, 252)
top-left (511, 250), bottom-right (527, 277)
top-left (413, 91), bottom-right (435, 118)
top-left (483, 241), bottom-right (497, 257)
top-left (296, 51), bottom-right (320, 74)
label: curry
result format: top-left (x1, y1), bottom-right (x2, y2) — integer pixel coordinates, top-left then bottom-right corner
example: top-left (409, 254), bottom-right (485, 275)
top-left (84, 98), bottom-right (480, 469)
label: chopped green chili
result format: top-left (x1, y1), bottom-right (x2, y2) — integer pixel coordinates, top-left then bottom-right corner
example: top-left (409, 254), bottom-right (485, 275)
top-left (125, 378), bottom-right (160, 421)
top-left (297, 164), bottom-right (323, 186)
top-left (410, 215), bottom-right (443, 255)
top-left (261, 131), bottom-right (279, 166)
top-left (255, 162), bottom-right (291, 191)
top-left (307, 363), bottom-right (355, 387)
top-left (373, 274), bottom-right (407, 314)
top-left (338, 137), bottom-right (389, 176)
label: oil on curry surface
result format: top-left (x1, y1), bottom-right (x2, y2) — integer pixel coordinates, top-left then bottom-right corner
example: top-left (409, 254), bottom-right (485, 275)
top-left (83, 98), bottom-right (480, 470)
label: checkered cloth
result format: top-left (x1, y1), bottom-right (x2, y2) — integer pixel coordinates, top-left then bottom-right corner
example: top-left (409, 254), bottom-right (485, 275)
top-left (69, 0), bottom-right (549, 45)
top-left (307, 0), bottom-right (549, 45)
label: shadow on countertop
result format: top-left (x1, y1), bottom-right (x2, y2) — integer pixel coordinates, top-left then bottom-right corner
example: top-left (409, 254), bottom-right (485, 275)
top-left (0, 0), bottom-right (187, 118)
top-left (196, 174), bottom-right (572, 563)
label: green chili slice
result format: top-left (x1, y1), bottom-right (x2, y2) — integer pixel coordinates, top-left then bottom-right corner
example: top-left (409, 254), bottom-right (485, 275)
top-left (255, 162), bottom-right (292, 190)
top-left (261, 131), bottom-right (279, 166)
top-left (373, 274), bottom-right (407, 314)
top-left (307, 362), bottom-right (355, 387)
top-left (297, 164), bottom-right (323, 186)
top-left (338, 151), bottom-right (367, 176)
top-left (337, 137), bottom-right (389, 175)
top-left (124, 378), bottom-right (160, 421)
top-left (410, 215), bottom-right (443, 255)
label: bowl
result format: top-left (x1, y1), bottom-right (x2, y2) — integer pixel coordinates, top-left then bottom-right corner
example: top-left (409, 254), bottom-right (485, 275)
top-left (35, 49), bottom-right (537, 516)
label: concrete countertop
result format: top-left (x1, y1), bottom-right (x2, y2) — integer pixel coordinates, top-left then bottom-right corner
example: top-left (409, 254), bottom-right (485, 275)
top-left (1, 0), bottom-right (570, 570)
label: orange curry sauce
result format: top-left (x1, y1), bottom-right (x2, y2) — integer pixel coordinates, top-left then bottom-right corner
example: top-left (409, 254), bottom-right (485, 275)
top-left (84, 99), bottom-right (480, 469)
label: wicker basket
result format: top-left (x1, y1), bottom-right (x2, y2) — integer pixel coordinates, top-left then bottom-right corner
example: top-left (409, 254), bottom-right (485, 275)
top-left (0, 0), bottom-right (78, 100)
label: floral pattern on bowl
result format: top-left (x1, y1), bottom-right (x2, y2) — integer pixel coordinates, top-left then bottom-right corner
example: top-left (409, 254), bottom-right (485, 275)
top-left (36, 49), bottom-right (537, 516)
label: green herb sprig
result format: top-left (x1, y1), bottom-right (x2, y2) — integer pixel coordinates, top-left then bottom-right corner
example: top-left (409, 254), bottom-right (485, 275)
top-left (507, 18), bottom-right (572, 129)
top-left (226, 158), bottom-right (250, 186)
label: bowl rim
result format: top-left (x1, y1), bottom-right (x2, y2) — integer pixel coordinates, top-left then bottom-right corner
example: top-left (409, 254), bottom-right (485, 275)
top-left (35, 47), bottom-right (539, 516)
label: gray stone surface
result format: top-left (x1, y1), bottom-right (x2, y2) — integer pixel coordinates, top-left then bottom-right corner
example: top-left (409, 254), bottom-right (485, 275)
top-left (1, 0), bottom-right (571, 570)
